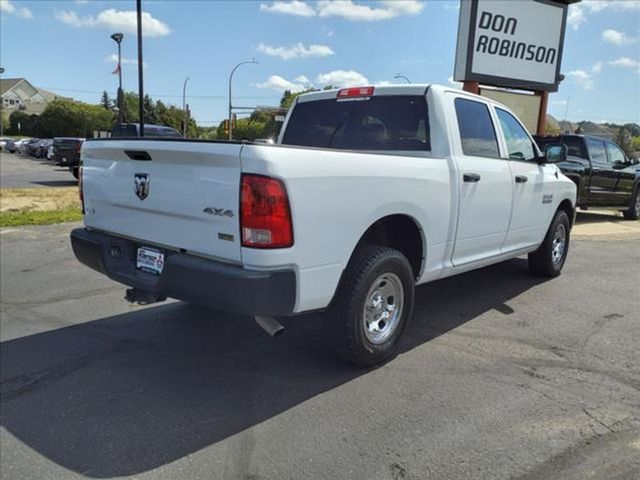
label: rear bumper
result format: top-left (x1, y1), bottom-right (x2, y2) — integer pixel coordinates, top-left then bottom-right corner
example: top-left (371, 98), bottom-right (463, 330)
top-left (70, 228), bottom-right (296, 316)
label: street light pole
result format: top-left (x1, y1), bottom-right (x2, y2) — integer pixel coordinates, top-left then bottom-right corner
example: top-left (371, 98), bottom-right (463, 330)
top-left (0, 66), bottom-right (5, 138)
top-left (182, 76), bottom-right (190, 137)
top-left (136, 0), bottom-right (145, 137)
top-left (228, 58), bottom-right (258, 140)
top-left (110, 33), bottom-right (124, 125)
top-left (393, 73), bottom-right (411, 84)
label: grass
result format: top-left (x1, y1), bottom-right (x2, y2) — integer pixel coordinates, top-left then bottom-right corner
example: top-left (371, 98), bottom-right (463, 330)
top-left (0, 187), bottom-right (82, 227)
top-left (0, 207), bottom-right (83, 228)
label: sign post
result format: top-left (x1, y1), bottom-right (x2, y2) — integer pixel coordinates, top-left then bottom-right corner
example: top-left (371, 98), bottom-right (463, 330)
top-left (454, 0), bottom-right (579, 134)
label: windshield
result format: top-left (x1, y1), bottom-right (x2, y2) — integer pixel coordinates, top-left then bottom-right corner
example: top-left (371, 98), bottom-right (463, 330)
top-left (282, 95), bottom-right (430, 151)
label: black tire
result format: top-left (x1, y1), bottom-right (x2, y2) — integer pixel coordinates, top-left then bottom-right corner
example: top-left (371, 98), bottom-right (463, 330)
top-left (528, 210), bottom-right (571, 277)
top-left (622, 186), bottom-right (640, 220)
top-left (71, 167), bottom-right (79, 180)
top-left (324, 245), bottom-right (415, 367)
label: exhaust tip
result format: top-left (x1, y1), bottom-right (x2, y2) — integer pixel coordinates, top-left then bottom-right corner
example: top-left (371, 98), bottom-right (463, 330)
top-left (255, 315), bottom-right (285, 337)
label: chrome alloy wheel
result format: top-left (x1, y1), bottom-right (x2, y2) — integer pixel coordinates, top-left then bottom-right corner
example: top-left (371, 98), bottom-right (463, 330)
top-left (551, 223), bottom-right (567, 265)
top-left (362, 273), bottom-right (404, 344)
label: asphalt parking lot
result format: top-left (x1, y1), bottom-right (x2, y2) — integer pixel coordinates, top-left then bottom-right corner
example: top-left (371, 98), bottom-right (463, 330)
top-left (0, 151), bottom-right (77, 189)
top-left (1, 217), bottom-right (638, 479)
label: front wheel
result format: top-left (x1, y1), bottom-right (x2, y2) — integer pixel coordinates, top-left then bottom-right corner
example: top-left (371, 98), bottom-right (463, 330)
top-left (528, 210), bottom-right (571, 277)
top-left (324, 246), bottom-right (415, 367)
top-left (622, 186), bottom-right (640, 220)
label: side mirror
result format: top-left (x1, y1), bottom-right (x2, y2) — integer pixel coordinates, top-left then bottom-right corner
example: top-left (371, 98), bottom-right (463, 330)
top-left (543, 144), bottom-right (567, 164)
top-left (629, 157), bottom-right (640, 166)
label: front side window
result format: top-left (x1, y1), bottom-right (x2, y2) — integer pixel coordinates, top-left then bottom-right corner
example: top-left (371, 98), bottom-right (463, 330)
top-left (454, 98), bottom-right (499, 158)
top-left (587, 138), bottom-right (607, 163)
top-left (605, 141), bottom-right (626, 164)
top-left (496, 108), bottom-right (535, 161)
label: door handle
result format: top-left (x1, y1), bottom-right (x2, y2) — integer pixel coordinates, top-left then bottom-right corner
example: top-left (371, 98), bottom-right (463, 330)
top-left (515, 175), bottom-right (528, 183)
top-left (463, 173), bottom-right (481, 183)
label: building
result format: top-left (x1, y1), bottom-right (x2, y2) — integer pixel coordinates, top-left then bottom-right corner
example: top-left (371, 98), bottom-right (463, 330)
top-left (1, 78), bottom-right (70, 117)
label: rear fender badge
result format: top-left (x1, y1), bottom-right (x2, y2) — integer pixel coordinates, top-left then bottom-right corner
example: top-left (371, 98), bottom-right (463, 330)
top-left (542, 194), bottom-right (553, 204)
top-left (203, 207), bottom-right (234, 218)
top-left (134, 173), bottom-right (150, 200)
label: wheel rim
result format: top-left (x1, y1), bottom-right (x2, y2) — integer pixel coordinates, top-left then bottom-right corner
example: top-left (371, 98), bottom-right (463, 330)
top-left (634, 194), bottom-right (640, 215)
top-left (551, 223), bottom-right (566, 265)
top-left (362, 273), bottom-right (404, 345)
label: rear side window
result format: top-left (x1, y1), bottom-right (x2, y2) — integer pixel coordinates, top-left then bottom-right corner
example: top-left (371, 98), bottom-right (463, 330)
top-left (282, 95), bottom-right (429, 151)
top-left (586, 138), bottom-right (607, 163)
top-left (454, 98), bottom-right (499, 158)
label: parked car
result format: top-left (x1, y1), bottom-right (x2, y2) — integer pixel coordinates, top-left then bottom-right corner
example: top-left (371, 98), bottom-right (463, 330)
top-left (0, 137), bottom-right (13, 151)
top-left (52, 137), bottom-right (84, 178)
top-left (47, 144), bottom-right (54, 160)
top-left (24, 138), bottom-right (41, 155)
top-left (534, 134), bottom-right (640, 220)
top-left (34, 139), bottom-right (53, 158)
top-left (110, 123), bottom-right (182, 138)
top-left (9, 138), bottom-right (31, 153)
top-left (71, 84), bottom-right (576, 366)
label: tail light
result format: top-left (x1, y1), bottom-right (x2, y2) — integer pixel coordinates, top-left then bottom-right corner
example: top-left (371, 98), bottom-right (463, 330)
top-left (240, 174), bottom-right (293, 248)
top-left (79, 166), bottom-right (85, 214)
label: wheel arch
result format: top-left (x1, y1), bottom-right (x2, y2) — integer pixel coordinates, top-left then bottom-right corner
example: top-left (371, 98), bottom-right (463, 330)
top-left (351, 214), bottom-right (426, 280)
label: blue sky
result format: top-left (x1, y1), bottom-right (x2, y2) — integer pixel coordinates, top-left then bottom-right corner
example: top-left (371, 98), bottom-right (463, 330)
top-left (1, 0), bottom-right (639, 127)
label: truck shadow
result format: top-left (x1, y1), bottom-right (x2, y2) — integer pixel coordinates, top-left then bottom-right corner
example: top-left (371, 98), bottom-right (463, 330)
top-left (1, 258), bottom-right (542, 478)
top-left (575, 211), bottom-right (627, 224)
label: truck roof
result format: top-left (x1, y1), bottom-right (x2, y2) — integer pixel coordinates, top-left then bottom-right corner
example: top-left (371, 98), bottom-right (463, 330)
top-left (294, 83), bottom-right (511, 109)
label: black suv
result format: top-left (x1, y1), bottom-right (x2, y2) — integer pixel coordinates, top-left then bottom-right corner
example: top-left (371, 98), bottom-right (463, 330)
top-left (111, 123), bottom-right (182, 138)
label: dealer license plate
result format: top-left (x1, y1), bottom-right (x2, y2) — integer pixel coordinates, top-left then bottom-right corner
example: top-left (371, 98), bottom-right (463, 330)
top-left (136, 247), bottom-right (165, 275)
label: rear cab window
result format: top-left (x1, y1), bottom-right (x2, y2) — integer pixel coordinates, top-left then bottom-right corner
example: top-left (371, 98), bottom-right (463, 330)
top-left (282, 95), bottom-right (430, 151)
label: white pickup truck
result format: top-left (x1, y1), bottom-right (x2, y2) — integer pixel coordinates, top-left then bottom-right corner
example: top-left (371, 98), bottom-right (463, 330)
top-left (71, 84), bottom-right (576, 366)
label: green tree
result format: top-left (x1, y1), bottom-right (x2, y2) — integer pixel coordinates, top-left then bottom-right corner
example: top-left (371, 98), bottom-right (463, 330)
top-left (100, 90), bottom-right (113, 110)
top-left (615, 127), bottom-right (633, 157)
top-left (8, 111), bottom-right (39, 136)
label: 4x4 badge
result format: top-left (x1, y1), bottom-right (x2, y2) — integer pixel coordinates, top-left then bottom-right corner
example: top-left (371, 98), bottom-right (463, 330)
top-left (134, 173), bottom-right (150, 200)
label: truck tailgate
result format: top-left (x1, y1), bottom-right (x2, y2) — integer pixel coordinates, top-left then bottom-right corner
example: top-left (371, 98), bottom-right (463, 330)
top-left (81, 140), bottom-right (243, 263)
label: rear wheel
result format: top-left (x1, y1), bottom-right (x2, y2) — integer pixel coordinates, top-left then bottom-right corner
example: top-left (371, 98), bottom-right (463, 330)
top-left (622, 186), bottom-right (640, 220)
top-left (71, 167), bottom-right (79, 180)
top-left (324, 246), bottom-right (415, 367)
top-left (528, 210), bottom-right (570, 277)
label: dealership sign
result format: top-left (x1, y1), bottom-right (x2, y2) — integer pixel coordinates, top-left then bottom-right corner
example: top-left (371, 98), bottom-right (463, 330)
top-left (454, 0), bottom-right (569, 92)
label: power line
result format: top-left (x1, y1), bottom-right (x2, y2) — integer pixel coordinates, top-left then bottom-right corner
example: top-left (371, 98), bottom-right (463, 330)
top-left (40, 86), bottom-right (280, 100)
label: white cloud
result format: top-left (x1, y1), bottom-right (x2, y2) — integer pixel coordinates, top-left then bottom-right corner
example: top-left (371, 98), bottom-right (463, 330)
top-left (55, 8), bottom-right (171, 37)
top-left (259, 1), bottom-right (315, 17)
top-left (568, 1), bottom-right (640, 29)
top-left (602, 28), bottom-right (637, 45)
top-left (317, 0), bottom-right (423, 21)
top-left (253, 75), bottom-right (309, 92)
top-left (104, 53), bottom-right (147, 67)
top-left (567, 4), bottom-right (586, 29)
top-left (259, 0), bottom-right (424, 21)
top-left (374, 80), bottom-right (393, 86)
top-left (316, 69), bottom-right (369, 87)
top-left (591, 61), bottom-right (603, 74)
top-left (257, 42), bottom-right (334, 60)
top-left (609, 56), bottom-right (640, 75)
top-left (1, 0), bottom-right (33, 19)
top-left (567, 70), bottom-right (595, 90)
top-left (294, 75), bottom-right (310, 83)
